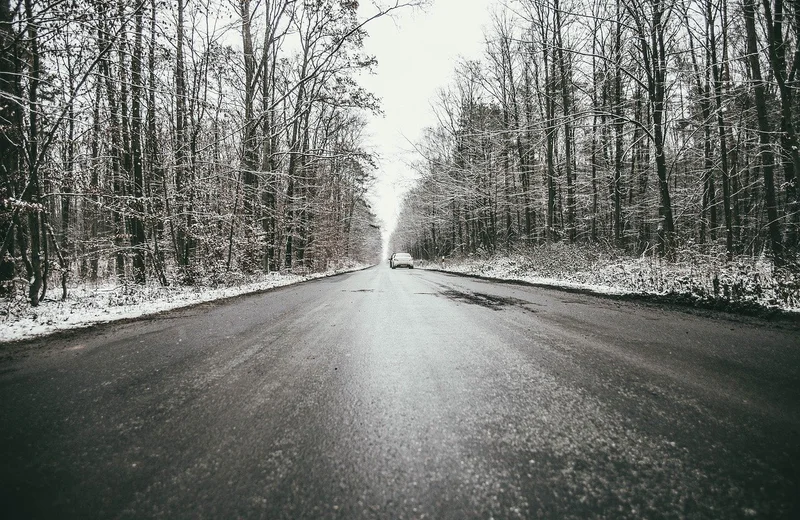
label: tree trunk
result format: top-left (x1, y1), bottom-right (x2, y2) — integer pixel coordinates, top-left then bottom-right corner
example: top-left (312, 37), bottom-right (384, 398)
top-left (25, 0), bottom-right (43, 306)
top-left (761, 0), bottom-right (800, 251)
top-left (174, 0), bottom-right (189, 274)
top-left (555, 1), bottom-right (575, 243)
top-left (240, 0), bottom-right (259, 272)
top-left (130, 3), bottom-right (146, 283)
top-left (613, 4), bottom-right (624, 246)
top-left (706, 0), bottom-right (733, 257)
top-left (0, 0), bottom-right (20, 293)
top-left (640, 0), bottom-right (675, 251)
top-left (744, 0), bottom-right (784, 261)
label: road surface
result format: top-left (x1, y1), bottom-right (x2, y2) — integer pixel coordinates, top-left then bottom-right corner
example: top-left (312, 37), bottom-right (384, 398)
top-left (1, 267), bottom-right (799, 518)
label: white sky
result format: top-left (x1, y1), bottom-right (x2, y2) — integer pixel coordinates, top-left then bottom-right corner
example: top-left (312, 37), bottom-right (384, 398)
top-left (358, 0), bottom-right (494, 244)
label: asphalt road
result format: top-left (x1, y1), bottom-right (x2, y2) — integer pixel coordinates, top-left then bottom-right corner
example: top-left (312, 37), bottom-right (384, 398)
top-left (1, 266), bottom-right (799, 518)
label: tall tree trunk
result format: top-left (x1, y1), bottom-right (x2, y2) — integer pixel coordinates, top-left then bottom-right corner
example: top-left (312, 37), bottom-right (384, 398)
top-left (761, 0), bottom-right (800, 250)
top-left (541, 40), bottom-right (557, 242)
top-left (98, 3), bottom-right (126, 279)
top-left (0, 0), bottom-right (20, 293)
top-left (285, 51), bottom-right (310, 269)
top-left (706, 0), bottom-right (733, 257)
top-left (89, 72), bottom-right (102, 281)
top-left (239, 0), bottom-right (259, 272)
top-left (61, 50), bottom-right (75, 298)
top-left (744, 0), bottom-right (784, 261)
top-left (685, 9), bottom-right (716, 246)
top-left (613, 4), bottom-right (624, 246)
top-left (130, 2), bottom-right (146, 283)
top-left (117, 0), bottom-right (133, 279)
top-left (261, 28), bottom-right (276, 272)
top-left (520, 60), bottom-right (534, 240)
top-left (630, 0), bottom-right (675, 252)
top-left (174, 0), bottom-right (189, 274)
top-left (555, 1), bottom-right (575, 242)
top-left (260, 0), bottom-right (293, 272)
top-left (147, 0), bottom-right (167, 286)
top-left (25, 0), bottom-right (43, 306)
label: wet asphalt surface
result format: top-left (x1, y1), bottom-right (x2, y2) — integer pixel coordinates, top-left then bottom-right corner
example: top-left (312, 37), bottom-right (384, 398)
top-left (1, 266), bottom-right (799, 519)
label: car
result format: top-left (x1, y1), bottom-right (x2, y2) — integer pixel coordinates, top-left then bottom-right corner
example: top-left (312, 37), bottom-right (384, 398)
top-left (390, 252), bottom-right (414, 269)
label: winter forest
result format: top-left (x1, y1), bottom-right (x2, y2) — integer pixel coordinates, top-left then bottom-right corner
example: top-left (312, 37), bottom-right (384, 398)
top-left (1, 0), bottom-right (394, 307)
top-left (391, 0), bottom-right (799, 280)
top-left (1, 0), bottom-right (799, 313)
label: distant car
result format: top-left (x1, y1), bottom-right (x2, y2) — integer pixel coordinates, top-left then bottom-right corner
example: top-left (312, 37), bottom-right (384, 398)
top-left (391, 252), bottom-right (414, 269)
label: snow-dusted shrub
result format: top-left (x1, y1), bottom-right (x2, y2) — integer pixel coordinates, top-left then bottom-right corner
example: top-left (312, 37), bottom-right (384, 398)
top-left (436, 243), bottom-right (799, 313)
top-left (1, 261), bottom-right (369, 342)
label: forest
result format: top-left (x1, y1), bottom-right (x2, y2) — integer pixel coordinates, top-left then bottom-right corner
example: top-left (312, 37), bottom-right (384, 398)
top-left (391, 0), bottom-right (800, 288)
top-left (1, 0), bottom-right (395, 307)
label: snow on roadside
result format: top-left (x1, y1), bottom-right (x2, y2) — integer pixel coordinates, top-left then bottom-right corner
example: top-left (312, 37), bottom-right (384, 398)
top-left (422, 252), bottom-right (800, 314)
top-left (422, 256), bottom-right (634, 297)
top-left (438, 259), bottom-right (630, 295)
top-left (0, 264), bottom-right (370, 344)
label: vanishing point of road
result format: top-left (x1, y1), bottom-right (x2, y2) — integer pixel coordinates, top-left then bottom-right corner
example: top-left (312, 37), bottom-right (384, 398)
top-left (1, 267), bottom-right (798, 518)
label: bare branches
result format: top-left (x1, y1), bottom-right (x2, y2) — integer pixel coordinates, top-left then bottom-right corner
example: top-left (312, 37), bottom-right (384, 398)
top-left (391, 0), bottom-right (799, 265)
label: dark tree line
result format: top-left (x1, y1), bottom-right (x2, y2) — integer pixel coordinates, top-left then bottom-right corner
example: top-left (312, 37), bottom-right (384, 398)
top-left (0, 0), bottom-right (410, 305)
top-left (392, 0), bottom-right (800, 268)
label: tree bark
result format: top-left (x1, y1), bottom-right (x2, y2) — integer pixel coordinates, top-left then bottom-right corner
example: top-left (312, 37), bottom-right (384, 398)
top-left (0, 0), bottom-right (20, 293)
top-left (744, 0), bottom-right (784, 261)
top-left (761, 0), bottom-right (800, 250)
top-left (25, 0), bottom-right (43, 306)
top-left (555, 1), bottom-right (575, 243)
top-left (705, 0), bottom-right (733, 257)
top-left (130, 2), bottom-right (146, 283)
top-left (174, 0), bottom-right (190, 275)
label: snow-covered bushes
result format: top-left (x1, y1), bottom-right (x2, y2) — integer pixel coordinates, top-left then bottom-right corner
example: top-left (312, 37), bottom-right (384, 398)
top-left (1, 263), bottom-right (370, 342)
top-left (434, 244), bottom-right (800, 313)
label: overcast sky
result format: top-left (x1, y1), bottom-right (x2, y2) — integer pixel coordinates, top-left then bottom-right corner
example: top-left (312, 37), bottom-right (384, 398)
top-left (358, 0), bottom-right (494, 243)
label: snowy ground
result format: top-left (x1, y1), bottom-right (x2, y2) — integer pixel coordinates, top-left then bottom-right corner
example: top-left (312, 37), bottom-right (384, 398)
top-left (419, 245), bottom-right (800, 316)
top-left (0, 263), bottom-right (370, 343)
